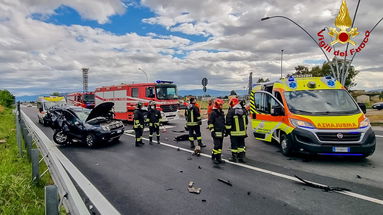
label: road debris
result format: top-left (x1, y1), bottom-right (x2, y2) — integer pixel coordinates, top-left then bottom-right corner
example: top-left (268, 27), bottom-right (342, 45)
top-left (177, 147), bottom-right (180, 151)
top-left (202, 199), bottom-right (207, 202)
top-left (174, 134), bottom-right (189, 142)
top-left (187, 157), bottom-right (192, 160)
top-left (166, 188), bottom-right (174, 191)
top-left (179, 170), bottom-right (183, 173)
top-left (294, 175), bottom-right (351, 192)
top-left (356, 175), bottom-right (362, 179)
top-left (193, 146), bottom-right (201, 156)
top-left (172, 130), bottom-right (185, 133)
top-left (247, 192), bottom-right (251, 196)
top-left (217, 178), bottom-right (232, 186)
top-left (198, 166), bottom-right (202, 169)
top-left (187, 181), bottom-right (201, 194)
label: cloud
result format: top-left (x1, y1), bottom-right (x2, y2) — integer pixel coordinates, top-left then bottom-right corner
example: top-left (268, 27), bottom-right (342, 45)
top-left (0, 0), bottom-right (382, 97)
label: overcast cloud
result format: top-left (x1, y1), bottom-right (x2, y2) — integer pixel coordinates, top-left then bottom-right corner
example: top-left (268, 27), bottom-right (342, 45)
top-left (0, 0), bottom-right (382, 96)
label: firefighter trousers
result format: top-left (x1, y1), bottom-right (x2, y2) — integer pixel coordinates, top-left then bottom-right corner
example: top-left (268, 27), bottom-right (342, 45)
top-left (134, 128), bottom-right (143, 145)
top-left (230, 136), bottom-right (246, 157)
top-left (149, 126), bottom-right (160, 142)
top-left (188, 125), bottom-right (202, 144)
top-left (212, 137), bottom-right (223, 160)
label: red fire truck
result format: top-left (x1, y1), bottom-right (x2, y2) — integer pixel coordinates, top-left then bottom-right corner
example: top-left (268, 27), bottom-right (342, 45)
top-left (95, 81), bottom-right (180, 122)
top-left (66, 92), bottom-right (95, 109)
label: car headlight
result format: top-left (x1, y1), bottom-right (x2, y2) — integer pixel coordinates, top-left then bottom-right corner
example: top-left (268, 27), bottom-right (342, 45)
top-left (290, 118), bottom-right (315, 129)
top-left (359, 118), bottom-right (370, 128)
top-left (101, 125), bottom-right (110, 131)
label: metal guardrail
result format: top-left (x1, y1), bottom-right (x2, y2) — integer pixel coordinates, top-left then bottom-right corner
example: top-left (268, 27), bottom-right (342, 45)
top-left (17, 104), bottom-right (120, 215)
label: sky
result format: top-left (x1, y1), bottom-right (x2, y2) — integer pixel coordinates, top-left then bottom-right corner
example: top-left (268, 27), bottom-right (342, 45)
top-left (0, 0), bottom-right (382, 96)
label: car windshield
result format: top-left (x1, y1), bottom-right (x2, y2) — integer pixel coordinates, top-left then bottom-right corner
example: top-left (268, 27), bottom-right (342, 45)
top-left (84, 94), bottom-right (95, 102)
top-left (156, 85), bottom-right (178, 100)
top-left (284, 89), bottom-right (360, 116)
top-left (73, 109), bottom-right (91, 122)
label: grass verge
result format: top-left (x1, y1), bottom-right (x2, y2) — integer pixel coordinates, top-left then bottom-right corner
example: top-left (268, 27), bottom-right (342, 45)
top-left (0, 106), bottom-right (55, 214)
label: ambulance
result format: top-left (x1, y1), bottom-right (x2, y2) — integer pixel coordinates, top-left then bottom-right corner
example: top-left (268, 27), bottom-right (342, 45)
top-left (37, 96), bottom-right (67, 126)
top-left (249, 76), bottom-right (376, 157)
top-left (95, 81), bottom-right (179, 122)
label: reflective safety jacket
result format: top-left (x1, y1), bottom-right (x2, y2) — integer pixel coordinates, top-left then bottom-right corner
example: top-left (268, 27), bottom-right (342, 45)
top-left (208, 109), bottom-right (225, 138)
top-left (226, 104), bottom-right (248, 136)
top-left (133, 109), bottom-right (145, 129)
top-left (185, 104), bottom-right (201, 126)
top-left (146, 108), bottom-right (161, 127)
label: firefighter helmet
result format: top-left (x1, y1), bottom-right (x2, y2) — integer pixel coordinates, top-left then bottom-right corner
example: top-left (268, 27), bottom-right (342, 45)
top-left (229, 97), bottom-right (239, 107)
top-left (214, 98), bottom-right (224, 109)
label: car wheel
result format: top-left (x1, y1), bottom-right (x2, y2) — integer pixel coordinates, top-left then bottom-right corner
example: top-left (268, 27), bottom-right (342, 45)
top-left (280, 133), bottom-right (293, 156)
top-left (53, 130), bottom-right (68, 145)
top-left (86, 134), bottom-right (96, 148)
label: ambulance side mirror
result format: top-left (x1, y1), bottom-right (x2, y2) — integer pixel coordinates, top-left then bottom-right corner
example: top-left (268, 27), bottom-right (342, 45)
top-left (358, 103), bottom-right (366, 114)
top-left (271, 105), bottom-right (284, 116)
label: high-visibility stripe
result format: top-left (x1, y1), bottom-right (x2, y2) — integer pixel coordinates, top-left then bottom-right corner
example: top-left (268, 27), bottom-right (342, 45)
top-left (215, 132), bottom-right (223, 137)
top-left (208, 124), bottom-right (214, 129)
top-left (234, 116), bottom-right (240, 132)
top-left (225, 125), bottom-right (232, 129)
top-left (189, 137), bottom-right (194, 141)
top-left (196, 136), bottom-right (202, 140)
top-left (231, 149), bottom-right (239, 153)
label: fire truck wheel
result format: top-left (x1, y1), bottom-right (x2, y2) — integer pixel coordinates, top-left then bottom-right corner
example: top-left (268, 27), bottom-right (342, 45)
top-left (53, 130), bottom-right (68, 145)
top-left (280, 133), bottom-right (293, 156)
top-left (86, 134), bottom-right (97, 148)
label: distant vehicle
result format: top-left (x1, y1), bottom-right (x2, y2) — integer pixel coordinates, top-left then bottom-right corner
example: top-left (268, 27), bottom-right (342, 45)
top-left (37, 96), bottom-right (66, 126)
top-left (372, 102), bottom-right (383, 110)
top-left (51, 102), bottom-right (124, 147)
top-left (95, 80), bottom-right (180, 122)
top-left (27, 104), bottom-right (33, 107)
top-left (66, 92), bottom-right (95, 109)
top-left (250, 76), bottom-right (376, 158)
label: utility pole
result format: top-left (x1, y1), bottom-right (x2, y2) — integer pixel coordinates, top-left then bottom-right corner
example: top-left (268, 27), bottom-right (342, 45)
top-left (248, 72), bottom-right (253, 95)
top-left (82, 68), bottom-right (89, 93)
top-left (280, 50), bottom-right (284, 79)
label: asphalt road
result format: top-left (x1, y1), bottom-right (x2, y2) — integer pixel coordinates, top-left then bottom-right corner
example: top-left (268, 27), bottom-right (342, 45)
top-left (22, 106), bottom-right (383, 215)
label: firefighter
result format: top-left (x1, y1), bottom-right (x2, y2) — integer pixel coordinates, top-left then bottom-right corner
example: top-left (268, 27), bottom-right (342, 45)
top-left (226, 97), bottom-right (248, 163)
top-left (134, 102), bottom-right (145, 147)
top-left (208, 98), bottom-right (226, 164)
top-left (146, 101), bottom-right (161, 144)
top-left (185, 97), bottom-right (206, 149)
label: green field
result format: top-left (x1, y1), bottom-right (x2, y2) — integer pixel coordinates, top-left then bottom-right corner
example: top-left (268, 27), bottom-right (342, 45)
top-left (0, 106), bottom-right (54, 214)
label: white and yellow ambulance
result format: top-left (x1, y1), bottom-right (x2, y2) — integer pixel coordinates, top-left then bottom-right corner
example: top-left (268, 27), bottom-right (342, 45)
top-left (37, 96), bottom-right (66, 126)
top-left (249, 76), bottom-right (376, 157)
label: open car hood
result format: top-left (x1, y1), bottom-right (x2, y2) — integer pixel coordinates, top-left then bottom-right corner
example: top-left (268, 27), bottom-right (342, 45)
top-left (86, 102), bottom-right (114, 122)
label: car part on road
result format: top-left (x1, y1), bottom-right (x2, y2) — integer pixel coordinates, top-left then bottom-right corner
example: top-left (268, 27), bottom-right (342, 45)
top-left (174, 134), bottom-right (189, 141)
top-left (187, 181), bottom-right (201, 194)
top-left (294, 175), bottom-right (350, 192)
top-left (193, 146), bottom-right (201, 156)
top-left (217, 178), bottom-right (232, 186)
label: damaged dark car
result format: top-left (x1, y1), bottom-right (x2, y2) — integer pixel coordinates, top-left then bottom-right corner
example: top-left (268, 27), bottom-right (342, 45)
top-left (51, 102), bottom-right (124, 147)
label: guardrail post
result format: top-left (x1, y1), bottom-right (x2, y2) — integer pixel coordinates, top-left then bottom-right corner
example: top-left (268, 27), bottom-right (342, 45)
top-left (45, 185), bottom-right (59, 215)
top-left (25, 134), bottom-right (33, 161)
top-left (16, 113), bottom-right (23, 157)
top-left (31, 149), bottom-right (40, 183)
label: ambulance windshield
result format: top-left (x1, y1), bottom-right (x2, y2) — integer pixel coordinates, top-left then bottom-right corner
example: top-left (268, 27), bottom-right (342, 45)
top-left (156, 85), bottom-right (178, 100)
top-left (284, 89), bottom-right (360, 116)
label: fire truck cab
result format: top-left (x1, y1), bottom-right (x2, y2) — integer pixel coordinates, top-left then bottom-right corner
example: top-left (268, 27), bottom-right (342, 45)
top-left (249, 76), bottom-right (376, 157)
top-left (95, 81), bottom-right (179, 122)
top-left (66, 92), bottom-right (95, 109)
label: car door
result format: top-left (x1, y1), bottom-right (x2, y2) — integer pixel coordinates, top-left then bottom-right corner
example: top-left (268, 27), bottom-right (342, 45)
top-left (252, 91), bottom-right (285, 142)
top-left (63, 111), bottom-right (83, 139)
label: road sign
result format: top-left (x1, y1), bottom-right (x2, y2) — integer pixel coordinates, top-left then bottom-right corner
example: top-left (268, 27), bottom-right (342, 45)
top-left (202, 78), bottom-right (208, 87)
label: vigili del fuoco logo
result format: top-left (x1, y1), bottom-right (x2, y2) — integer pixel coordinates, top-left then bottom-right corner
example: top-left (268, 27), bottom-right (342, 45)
top-left (317, 0), bottom-right (370, 57)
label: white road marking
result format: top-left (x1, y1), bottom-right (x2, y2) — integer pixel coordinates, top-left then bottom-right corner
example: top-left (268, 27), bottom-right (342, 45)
top-left (125, 133), bottom-right (383, 206)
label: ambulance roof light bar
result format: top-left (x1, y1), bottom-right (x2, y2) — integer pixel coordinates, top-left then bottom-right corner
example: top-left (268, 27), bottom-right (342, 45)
top-left (156, 80), bottom-right (174, 84)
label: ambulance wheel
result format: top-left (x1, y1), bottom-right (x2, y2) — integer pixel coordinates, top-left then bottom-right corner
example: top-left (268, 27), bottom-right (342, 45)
top-left (280, 133), bottom-right (293, 156)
